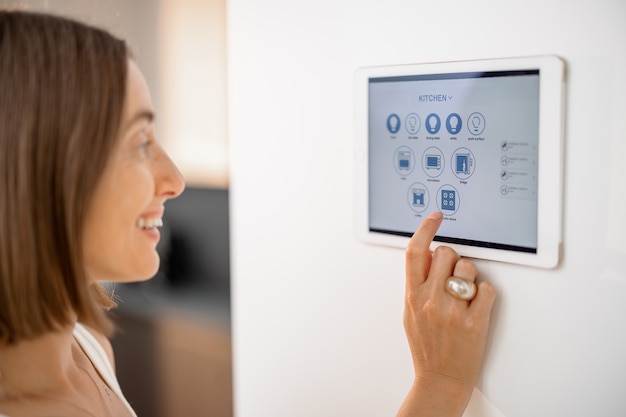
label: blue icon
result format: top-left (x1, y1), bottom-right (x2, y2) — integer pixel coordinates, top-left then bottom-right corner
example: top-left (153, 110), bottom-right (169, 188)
top-left (467, 112), bottom-right (485, 135)
top-left (412, 188), bottom-right (426, 207)
top-left (446, 113), bottom-right (462, 135)
top-left (407, 182), bottom-right (429, 213)
top-left (395, 146), bottom-right (415, 175)
top-left (437, 185), bottom-right (459, 214)
top-left (422, 146), bottom-right (445, 179)
top-left (387, 114), bottom-right (401, 134)
top-left (398, 151), bottom-right (411, 171)
top-left (441, 189), bottom-right (456, 211)
top-left (455, 154), bottom-right (469, 174)
top-left (426, 155), bottom-right (441, 169)
top-left (451, 147), bottom-right (475, 179)
top-left (425, 113), bottom-right (441, 134)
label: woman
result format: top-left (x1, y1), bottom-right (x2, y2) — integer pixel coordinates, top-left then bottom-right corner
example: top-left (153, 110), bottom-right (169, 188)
top-left (0, 11), bottom-right (184, 416)
top-left (0, 11), bottom-right (495, 417)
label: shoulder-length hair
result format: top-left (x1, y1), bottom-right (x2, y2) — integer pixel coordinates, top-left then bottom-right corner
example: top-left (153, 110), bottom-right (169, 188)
top-left (0, 11), bottom-right (128, 343)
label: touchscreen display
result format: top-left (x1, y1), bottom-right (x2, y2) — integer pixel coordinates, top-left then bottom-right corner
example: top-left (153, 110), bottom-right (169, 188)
top-left (368, 70), bottom-right (540, 253)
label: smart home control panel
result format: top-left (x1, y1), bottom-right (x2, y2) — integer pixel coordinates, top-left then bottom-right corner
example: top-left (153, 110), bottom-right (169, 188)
top-left (355, 56), bottom-right (565, 268)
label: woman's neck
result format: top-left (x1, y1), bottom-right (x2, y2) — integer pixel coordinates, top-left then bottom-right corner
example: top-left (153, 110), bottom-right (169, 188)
top-left (0, 322), bottom-right (82, 399)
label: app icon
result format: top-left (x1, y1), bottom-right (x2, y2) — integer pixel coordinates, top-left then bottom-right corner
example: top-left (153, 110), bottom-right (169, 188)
top-left (451, 147), bottom-right (475, 179)
top-left (405, 113), bottom-right (421, 135)
top-left (437, 185), bottom-right (459, 215)
top-left (467, 112), bottom-right (485, 135)
top-left (425, 113), bottom-right (441, 134)
top-left (446, 113), bottom-right (462, 135)
top-left (394, 146), bottom-right (415, 175)
top-left (441, 189), bottom-right (456, 211)
top-left (407, 182), bottom-right (430, 213)
top-left (387, 113), bottom-right (401, 134)
top-left (411, 188), bottom-right (426, 207)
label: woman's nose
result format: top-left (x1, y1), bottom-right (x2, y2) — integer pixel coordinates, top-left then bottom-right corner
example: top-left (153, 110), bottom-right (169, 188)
top-left (155, 146), bottom-right (185, 199)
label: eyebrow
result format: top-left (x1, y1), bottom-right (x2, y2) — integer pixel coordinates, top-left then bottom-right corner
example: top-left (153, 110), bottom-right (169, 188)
top-left (122, 110), bottom-right (155, 132)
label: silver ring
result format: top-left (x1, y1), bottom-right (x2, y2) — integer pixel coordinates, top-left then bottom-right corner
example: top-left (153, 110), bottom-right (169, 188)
top-left (445, 277), bottom-right (477, 301)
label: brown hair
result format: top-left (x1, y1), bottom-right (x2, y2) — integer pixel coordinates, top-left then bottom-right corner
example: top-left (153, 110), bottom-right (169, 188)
top-left (0, 11), bottom-right (128, 343)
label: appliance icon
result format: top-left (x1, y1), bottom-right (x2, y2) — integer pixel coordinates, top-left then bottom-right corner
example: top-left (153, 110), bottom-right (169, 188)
top-left (411, 188), bottom-right (426, 207)
top-left (398, 151), bottom-right (411, 170)
top-left (441, 189), bottom-right (456, 211)
top-left (407, 182), bottom-right (429, 213)
top-left (426, 154), bottom-right (441, 169)
top-left (455, 154), bottom-right (470, 175)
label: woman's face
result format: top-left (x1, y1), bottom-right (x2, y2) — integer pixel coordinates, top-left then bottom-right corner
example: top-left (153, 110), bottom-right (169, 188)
top-left (83, 60), bottom-right (185, 283)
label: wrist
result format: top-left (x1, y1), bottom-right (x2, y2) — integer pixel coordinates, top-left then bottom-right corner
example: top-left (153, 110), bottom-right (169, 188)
top-left (398, 373), bottom-right (474, 417)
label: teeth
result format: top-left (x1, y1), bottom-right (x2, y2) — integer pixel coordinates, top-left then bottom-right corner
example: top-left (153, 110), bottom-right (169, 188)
top-left (137, 217), bottom-right (163, 229)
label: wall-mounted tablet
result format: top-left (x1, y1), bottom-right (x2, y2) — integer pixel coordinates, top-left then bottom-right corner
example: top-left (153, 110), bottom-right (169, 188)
top-left (354, 56), bottom-right (565, 268)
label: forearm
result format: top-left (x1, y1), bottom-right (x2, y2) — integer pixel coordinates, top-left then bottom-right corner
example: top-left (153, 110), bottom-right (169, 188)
top-left (397, 374), bottom-right (473, 417)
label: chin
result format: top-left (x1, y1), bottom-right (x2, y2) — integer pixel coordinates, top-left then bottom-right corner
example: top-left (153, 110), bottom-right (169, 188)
top-left (136, 252), bottom-right (161, 281)
top-left (118, 259), bottom-right (161, 283)
top-left (135, 263), bottom-right (161, 282)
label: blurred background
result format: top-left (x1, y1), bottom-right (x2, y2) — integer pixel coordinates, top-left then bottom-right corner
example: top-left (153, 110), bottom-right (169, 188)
top-left (0, 1), bottom-right (232, 416)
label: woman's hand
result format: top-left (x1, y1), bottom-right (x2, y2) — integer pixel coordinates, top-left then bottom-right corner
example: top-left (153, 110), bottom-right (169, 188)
top-left (398, 211), bottom-right (496, 417)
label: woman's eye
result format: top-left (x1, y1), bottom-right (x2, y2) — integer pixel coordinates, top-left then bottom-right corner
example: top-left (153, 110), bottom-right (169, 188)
top-left (137, 131), bottom-right (153, 152)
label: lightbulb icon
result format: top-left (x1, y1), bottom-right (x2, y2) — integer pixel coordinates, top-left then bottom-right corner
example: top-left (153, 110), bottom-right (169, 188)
top-left (426, 113), bottom-right (441, 134)
top-left (405, 113), bottom-right (420, 134)
top-left (466, 112), bottom-right (485, 135)
top-left (472, 116), bottom-right (481, 131)
top-left (446, 113), bottom-right (462, 135)
top-left (386, 113), bottom-right (401, 134)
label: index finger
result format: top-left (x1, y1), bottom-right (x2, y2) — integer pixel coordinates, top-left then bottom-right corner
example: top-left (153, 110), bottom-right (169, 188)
top-left (406, 211), bottom-right (443, 289)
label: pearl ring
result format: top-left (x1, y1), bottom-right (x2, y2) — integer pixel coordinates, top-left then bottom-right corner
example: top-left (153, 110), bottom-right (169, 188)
top-left (445, 277), bottom-right (477, 301)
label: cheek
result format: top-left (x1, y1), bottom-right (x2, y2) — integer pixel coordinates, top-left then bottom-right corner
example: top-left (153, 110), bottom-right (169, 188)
top-left (83, 166), bottom-right (156, 279)
top-left (109, 166), bottom-right (155, 225)
top-left (83, 209), bottom-right (126, 262)
top-left (121, 166), bottom-right (156, 202)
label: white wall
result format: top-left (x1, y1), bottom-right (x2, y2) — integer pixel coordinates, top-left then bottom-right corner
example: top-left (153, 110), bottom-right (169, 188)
top-left (228, 1), bottom-right (626, 416)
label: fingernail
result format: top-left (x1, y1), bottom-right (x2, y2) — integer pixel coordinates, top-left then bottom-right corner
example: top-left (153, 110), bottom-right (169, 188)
top-left (429, 211), bottom-right (443, 220)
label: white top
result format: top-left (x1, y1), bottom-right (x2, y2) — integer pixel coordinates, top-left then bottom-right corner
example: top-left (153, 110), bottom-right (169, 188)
top-left (73, 323), bottom-right (138, 417)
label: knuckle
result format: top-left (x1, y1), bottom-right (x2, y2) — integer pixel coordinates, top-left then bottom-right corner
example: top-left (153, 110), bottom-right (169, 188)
top-left (406, 244), bottom-right (427, 261)
top-left (404, 288), bottom-right (418, 306)
top-left (455, 258), bottom-right (478, 276)
top-left (433, 245), bottom-right (459, 261)
top-left (405, 288), bottom-right (433, 314)
top-left (464, 316), bottom-right (481, 333)
top-left (478, 281), bottom-right (497, 299)
top-left (421, 298), bottom-right (439, 318)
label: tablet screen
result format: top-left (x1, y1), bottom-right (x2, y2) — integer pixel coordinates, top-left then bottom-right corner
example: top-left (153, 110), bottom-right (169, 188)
top-left (368, 70), bottom-right (540, 253)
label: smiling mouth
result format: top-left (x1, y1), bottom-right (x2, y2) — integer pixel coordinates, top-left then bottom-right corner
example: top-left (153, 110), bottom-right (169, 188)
top-left (136, 218), bottom-right (163, 230)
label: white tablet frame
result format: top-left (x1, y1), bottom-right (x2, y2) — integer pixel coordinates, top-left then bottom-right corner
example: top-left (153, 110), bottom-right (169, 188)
top-left (354, 56), bottom-right (565, 268)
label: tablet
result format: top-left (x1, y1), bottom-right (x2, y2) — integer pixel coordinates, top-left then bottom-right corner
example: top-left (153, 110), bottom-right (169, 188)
top-left (354, 56), bottom-right (565, 268)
